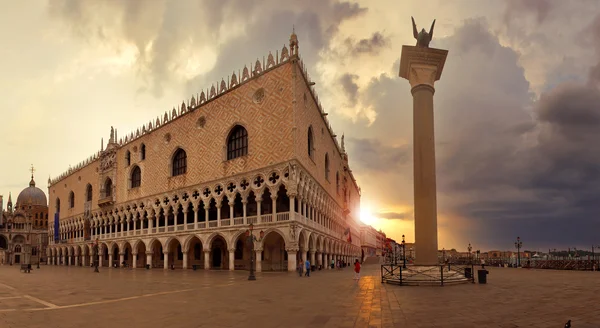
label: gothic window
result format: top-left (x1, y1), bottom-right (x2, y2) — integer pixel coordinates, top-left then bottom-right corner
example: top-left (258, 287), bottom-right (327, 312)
top-left (69, 191), bottom-right (75, 208)
top-left (227, 125), bottom-right (248, 160)
top-left (131, 166), bottom-right (141, 188)
top-left (308, 126), bottom-right (314, 159)
top-left (140, 144), bottom-right (146, 160)
top-left (235, 239), bottom-right (244, 260)
top-left (56, 198), bottom-right (61, 213)
top-left (104, 178), bottom-right (113, 197)
top-left (172, 148), bottom-right (187, 176)
top-left (125, 151), bottom-right (131, 166)
top-left (325, 153), bottom-right (330, 181)
top-left (336, 172), bottom-right (340, 194)
top-left (15, 245), bottom-right (21, 253)
top-left (86, 184), bottom-right (93, 202)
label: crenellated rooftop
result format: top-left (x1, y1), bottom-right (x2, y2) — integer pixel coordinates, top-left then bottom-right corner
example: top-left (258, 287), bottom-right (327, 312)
top-left (49, 33), bottom-right (346, 187)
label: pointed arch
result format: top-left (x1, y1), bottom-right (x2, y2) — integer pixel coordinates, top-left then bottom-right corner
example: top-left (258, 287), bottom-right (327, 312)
top-left (86, 184), bottom-right (93, 202)
top-left (226, 125), bottom-right (248, 160)
top-left (172, 148), bottom-right (187, 176)
top-left (140, 143), bottom-right (146, 160)
top-left (130, 165), bottom-right (141, 188)
top-left (324, 153), bottom-right (330, 181)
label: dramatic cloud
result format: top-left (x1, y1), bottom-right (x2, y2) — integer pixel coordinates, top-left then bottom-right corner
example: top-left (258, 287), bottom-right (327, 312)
top-left (47, 0), bottom-right (367, 97)
top-left (339, 73), bottom-right (359, 104)
top-left (374, 212), bottom-right (409, 221)
top-left (344, 32), bottom-right (390, 56)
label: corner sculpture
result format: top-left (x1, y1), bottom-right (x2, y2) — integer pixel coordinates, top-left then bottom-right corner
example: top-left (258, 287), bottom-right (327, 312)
top-left (411, 16), bottom-right (436, 48)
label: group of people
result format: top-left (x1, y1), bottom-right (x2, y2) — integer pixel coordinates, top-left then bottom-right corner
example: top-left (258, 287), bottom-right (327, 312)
top-left (297, 258), bottom-right (362, 281)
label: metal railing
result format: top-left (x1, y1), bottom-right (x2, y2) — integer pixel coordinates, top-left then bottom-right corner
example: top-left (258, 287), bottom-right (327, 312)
top-left (381, 263), bottom-right (475, 286)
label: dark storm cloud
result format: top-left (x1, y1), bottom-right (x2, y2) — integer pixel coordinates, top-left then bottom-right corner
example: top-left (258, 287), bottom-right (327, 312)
top-left (374, 212), bottom-right (409, 220)
top-left (344, 32), bottom-right (390, 56)
top-left (46, 0), bottom-right (367, 97)
top-left (347, 137), bottom-right (410, 172)
top-left (339, 73), bottom-right (359, 103)
top-left (347, 17), bottom-right (600, 249)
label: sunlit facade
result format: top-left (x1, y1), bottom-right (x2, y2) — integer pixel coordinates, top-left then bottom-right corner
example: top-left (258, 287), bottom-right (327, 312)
top-left (46, 33), bottom-right (362, 272)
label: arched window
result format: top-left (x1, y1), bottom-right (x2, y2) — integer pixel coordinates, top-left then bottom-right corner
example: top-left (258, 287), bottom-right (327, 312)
top-left (69, 191), bottom-right (75, 208)
top-left (104, 178), bottom-right (113, 197)
top-left (86, 184), bottom-right (93, 202)
top-left (140, 144), bottom-right (146, 160)
top-left (56, 198), bottom-right (61, 213)
top-left (336, 172), bottom-right (340, 194)
top-left (15, 245), bottom-right (21, 253)
top-left (325, 153), bottom-right (330, 181)
top-left (125, 151), bottom-right (131, 166)
top-left (172, 148), bottom-right (187, 176)
top-left (308, 126), bottom-right (314, 158)
top-left (227, 125), bottom-right (248, 160)
top-left (131, 166), bottom-right (141, 188)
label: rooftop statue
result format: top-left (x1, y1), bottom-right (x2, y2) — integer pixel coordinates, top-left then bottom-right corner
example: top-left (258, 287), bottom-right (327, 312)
top-left (411, 16), bottom-right (436, 48)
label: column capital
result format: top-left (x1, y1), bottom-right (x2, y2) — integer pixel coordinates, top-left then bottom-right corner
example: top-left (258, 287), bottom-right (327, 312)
top-left (255, 248), bottom-right (263, 252)
top-left (286, 247), bottom-right (299, 252)
top-left (399, 45), bottom-right (448, 90)
top-left (146, 251), bottom-right (153, 255)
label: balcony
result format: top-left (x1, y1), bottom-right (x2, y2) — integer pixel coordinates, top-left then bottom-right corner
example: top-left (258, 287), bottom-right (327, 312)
top-left (98, 195), bottom-right (115, 207)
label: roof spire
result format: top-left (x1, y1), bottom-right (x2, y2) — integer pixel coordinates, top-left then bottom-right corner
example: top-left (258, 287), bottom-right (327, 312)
top-left (7, 192), bottom-right (12, 205)
top-left (290, 26), bottom-right (299, 56)
top-left (29, 164), bottom-right (36, 187)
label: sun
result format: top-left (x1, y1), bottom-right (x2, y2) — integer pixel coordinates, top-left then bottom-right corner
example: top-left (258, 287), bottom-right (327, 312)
top-left (360, 206), bottom-right (378, 225)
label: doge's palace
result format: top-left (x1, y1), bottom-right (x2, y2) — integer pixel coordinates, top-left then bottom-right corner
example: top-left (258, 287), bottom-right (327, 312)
top-left (47, 31), bottom-right (362, 272)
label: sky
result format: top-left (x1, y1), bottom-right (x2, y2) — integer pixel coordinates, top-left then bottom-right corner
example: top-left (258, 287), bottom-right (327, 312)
top-left (1, 0), bottom-right (599, 252)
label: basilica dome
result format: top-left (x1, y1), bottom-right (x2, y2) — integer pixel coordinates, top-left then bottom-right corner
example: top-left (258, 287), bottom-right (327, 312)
top-left (16, 176), bottom-right (48, 207)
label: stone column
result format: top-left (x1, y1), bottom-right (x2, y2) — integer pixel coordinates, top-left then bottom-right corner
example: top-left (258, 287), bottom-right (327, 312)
top-left (289, 195), bottom-right (296, 219)
top-left (255, 249), bottom-right (262, 272)
top-left (184, 210), bottom-right (189, 230)
top-left (119, 252), bottom-right (125, 267)
top-left (325, 254), bottom-right (330, 269)
top-left (132, 252), bottom-right (137, 269)
top-left (163, 251), bottom-right (169, 270)
top-left (203, 250), bottom-right (210, 270)
top-left (229, 201), bottom-right (234, 222)
top-left (194, 206), bottom-right (199, 229)
top-left (256, 197), bottom-right (262, 223)
top-left (228, 249), bottom-right (235, 271)
top-left (317, 252), bottom-right (322, 268)
top-left (242, 199), bottom-right (248, 224)
top-left (98, 255), bottom-right (103, 267)
top-left (271, 194), bottom-right (277, 220)
top-left (108, 253), bottom-right (113, 267)
top-left (216, 202), bottom-right (222, 227)
top-left (146, 251), bottom-right (152, 268)
top-left (399, 45), bottom-right (448, 265)
top-left (182, 253), bottom-right (188, 269)
top-left (148, 215), bottom-right (154, 234)
top-left (75, 256), bottom-right (79, 266)
top-left (286, 249), bottom-right (298, 272)
top-left (67, 255), bottom-right (71, 266)
top-left (89, 254), bottom-right (93, 266)
top-left (310, 250), bottom-right (316, 266)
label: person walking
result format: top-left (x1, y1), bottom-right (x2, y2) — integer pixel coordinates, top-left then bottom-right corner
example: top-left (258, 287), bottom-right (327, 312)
top-left (297, 259), bottom-right (303, 277)
top-left (354, 259), bottom-right (361, 281)
top-left (305, 259), bottom-right (311, 277)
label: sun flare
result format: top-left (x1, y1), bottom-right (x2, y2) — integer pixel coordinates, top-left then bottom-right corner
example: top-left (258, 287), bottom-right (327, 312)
top-left (360, 206), bottom-right (378, 225)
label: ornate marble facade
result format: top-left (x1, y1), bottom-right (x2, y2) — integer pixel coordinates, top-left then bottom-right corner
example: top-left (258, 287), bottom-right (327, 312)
top-left (46, 32), bottom-right (362, 272)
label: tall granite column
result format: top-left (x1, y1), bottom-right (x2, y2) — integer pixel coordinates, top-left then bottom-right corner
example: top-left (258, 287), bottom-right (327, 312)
top-left (399, 45), bottom-right (448, 266)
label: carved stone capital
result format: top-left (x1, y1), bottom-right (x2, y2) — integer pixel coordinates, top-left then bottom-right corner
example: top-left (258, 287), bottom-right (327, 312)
top-left (399, 45), bottom-right (448, 89)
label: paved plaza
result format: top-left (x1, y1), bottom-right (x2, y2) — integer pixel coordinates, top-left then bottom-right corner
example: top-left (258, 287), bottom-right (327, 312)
top-left (0, 264), bottom-right (598, 328)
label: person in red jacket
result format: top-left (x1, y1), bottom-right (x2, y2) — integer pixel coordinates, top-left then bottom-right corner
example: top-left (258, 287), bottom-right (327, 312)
top-left (354, 259), bottom-right (361, 281)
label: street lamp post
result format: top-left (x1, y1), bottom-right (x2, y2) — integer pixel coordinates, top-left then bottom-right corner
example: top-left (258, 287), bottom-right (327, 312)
top-left (92, 238), bottom-right (99, 273)
top-left (514, 237), bottom-right (522, 267)
top-left (246, 223), bottom-right (264, 281)
top-left (467, 243), bottom-right (472, 265)
top-left (401, 235), bottom-right (406, 269)
top-left (36, 246), bottom-right (40, 269)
